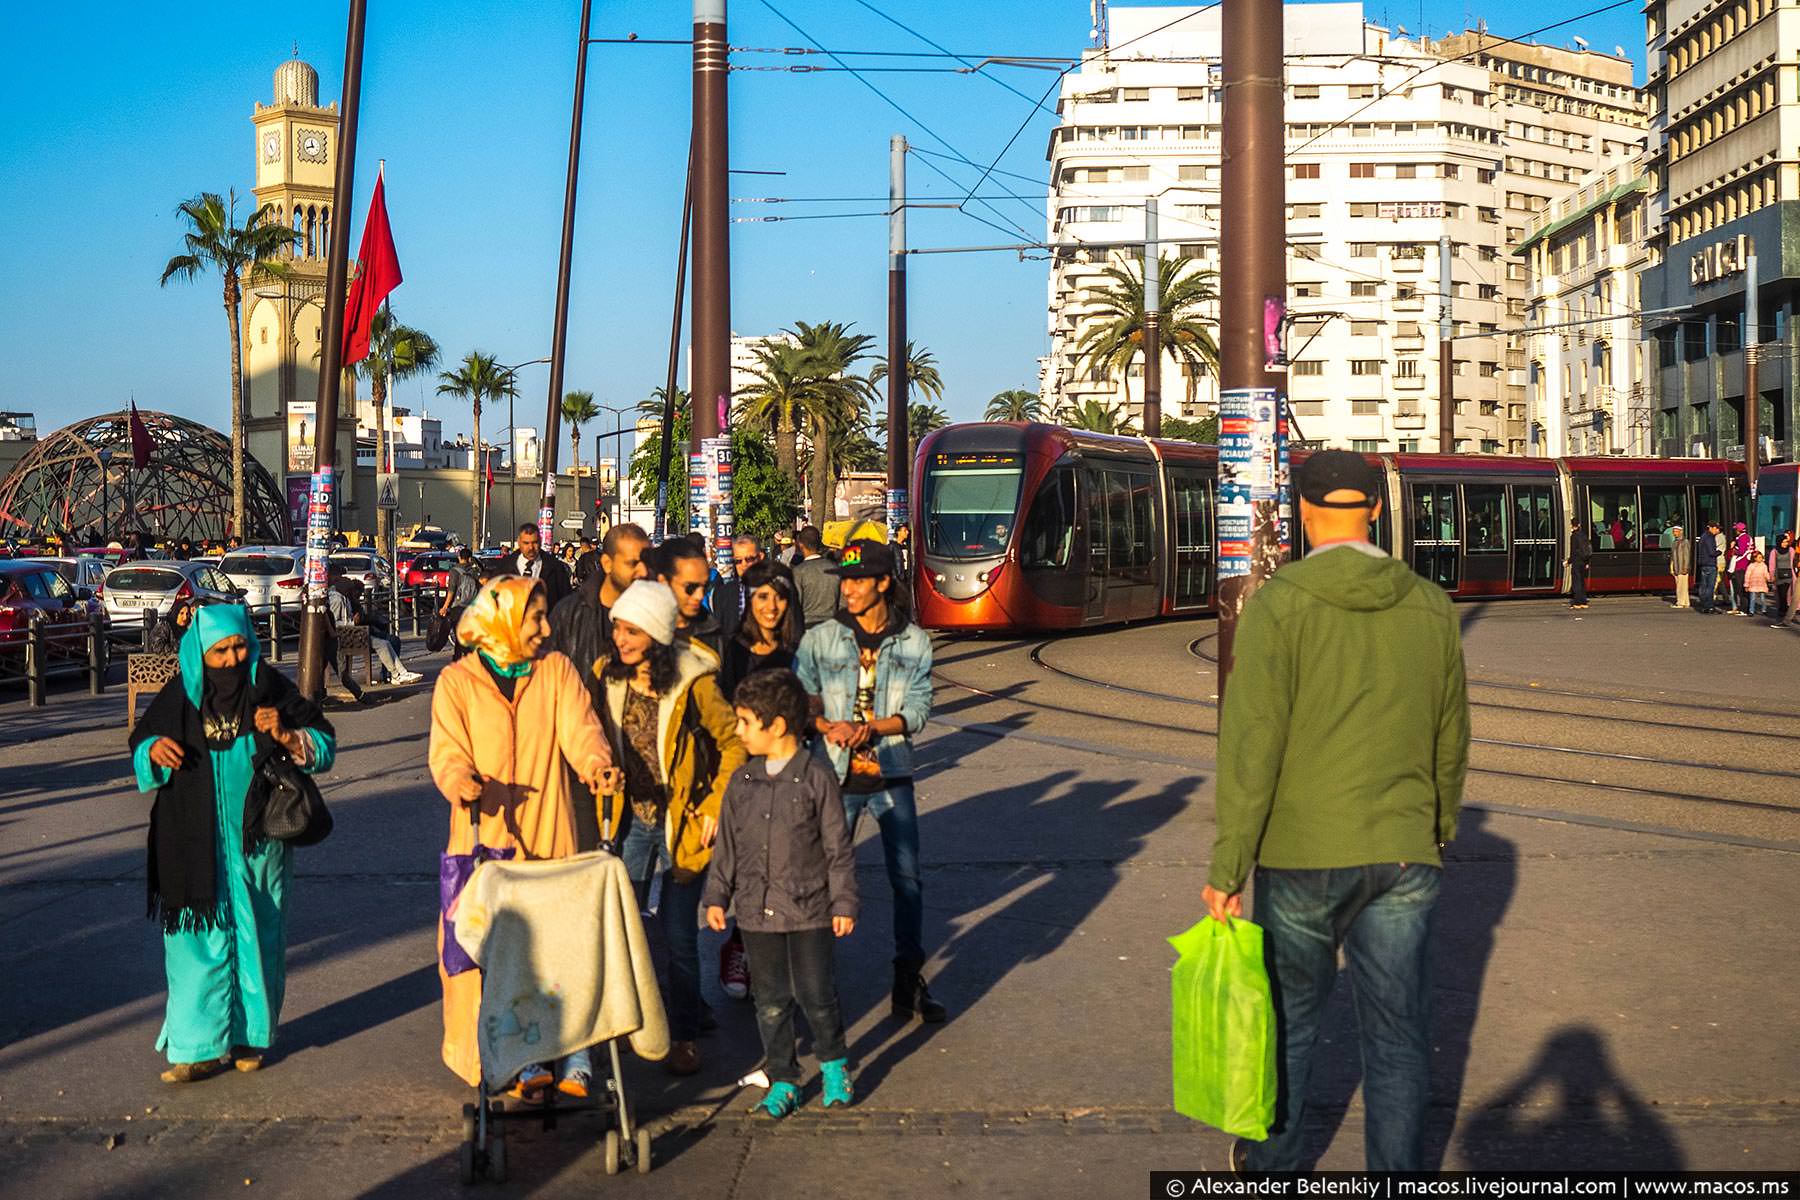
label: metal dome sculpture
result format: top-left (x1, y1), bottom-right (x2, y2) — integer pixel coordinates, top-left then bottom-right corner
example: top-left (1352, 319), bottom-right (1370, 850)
top-left (0, 410), bottom-right (289, 545)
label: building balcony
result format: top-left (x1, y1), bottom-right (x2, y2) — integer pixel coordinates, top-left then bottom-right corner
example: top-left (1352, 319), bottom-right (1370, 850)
top-left (1394, 336), bottom-right (1425, 350)
top-left (1393, 410), bottom-right (1428, 430)
top-left (1393, 375), bottom-right (1425, 389)
top-left (1390, 256), bottom-right (1424, 273)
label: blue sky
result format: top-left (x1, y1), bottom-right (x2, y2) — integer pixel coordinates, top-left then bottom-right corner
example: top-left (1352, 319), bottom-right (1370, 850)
top-left (0, 1), bottom-right (1643, 443)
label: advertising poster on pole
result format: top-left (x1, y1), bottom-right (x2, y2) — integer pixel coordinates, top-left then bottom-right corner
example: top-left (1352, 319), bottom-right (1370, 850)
top-left (688, 450), bottom-right (710, 543)
top-left (1217, 390), bottom-right (1253, 581)
top-left (885, 487), bottom-right (908, 538)
top-left (704, 436), bottom-right (734, 573)
top-left (1218, 387), bottom-right (1287, 581)
top-left (302, 465), bottom-right (334, 604)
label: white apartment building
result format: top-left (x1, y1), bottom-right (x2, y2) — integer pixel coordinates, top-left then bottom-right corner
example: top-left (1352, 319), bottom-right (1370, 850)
top-left (1042, 4), bottom-right (1646, 454)
top-left (1519, 165), bottom-right (1654, 455)
top-left (355, 407), bottom-right (448, 470)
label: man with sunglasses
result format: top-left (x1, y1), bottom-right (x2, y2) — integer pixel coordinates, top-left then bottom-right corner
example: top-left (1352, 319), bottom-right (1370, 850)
top-left (712, 535), bottom-right (764, 646)
top-left (662, 537), bottom-right (723, 662)
top-left (1205, 450), bottom-right (1469, 1172)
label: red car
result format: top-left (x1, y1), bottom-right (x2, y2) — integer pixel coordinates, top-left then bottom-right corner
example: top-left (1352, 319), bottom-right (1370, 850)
top-left (404, 551), bottom-right (457, 591)
top-left (0, 560), bottom-right (107, 655)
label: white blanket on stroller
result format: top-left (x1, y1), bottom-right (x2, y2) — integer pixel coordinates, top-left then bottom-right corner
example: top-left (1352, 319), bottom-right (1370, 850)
top-left (452, 850), bottom-right (670, 1087)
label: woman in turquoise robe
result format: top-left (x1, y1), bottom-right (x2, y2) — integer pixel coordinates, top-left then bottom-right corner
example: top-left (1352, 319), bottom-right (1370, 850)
top-left (129, 603), bottom-right (335, 1082)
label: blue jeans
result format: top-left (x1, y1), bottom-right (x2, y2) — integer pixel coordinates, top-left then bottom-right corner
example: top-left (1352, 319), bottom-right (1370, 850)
top-left (1246, 863), bottom-right (1441, 1172)
top-left (843, 781), bottom-right (925, 966)
top-left (1697, 564), bottom-right (1719, 612)
top-left (1747, 591), bottom-right (1765, 616)
top-left (618, 813), bottom-right (705, 1041)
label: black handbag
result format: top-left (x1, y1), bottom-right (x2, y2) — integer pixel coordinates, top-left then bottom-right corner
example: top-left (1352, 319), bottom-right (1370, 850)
top-left (426, 609), bottom-right (453, 653)
top-left (243, 744), bottom-right (334, 850)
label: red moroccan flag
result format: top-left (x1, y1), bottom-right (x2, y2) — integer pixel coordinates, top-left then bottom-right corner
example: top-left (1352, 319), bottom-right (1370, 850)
top-left (341, 168), bottom-right (403, 364)
top-left (128, 401), bottom-right (154, 468)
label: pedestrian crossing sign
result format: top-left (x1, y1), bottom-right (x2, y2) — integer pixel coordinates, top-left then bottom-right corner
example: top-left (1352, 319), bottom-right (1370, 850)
top-left (376, 472), bottom-right (400, 510)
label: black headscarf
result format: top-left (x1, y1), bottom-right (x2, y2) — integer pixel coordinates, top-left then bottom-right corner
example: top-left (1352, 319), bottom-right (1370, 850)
top-left (201, 658), bottom-right (253, 749)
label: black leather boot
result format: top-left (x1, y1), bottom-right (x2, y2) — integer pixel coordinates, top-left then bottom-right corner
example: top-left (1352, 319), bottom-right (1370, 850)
top-left (892, 959), bottom-right (947, 1023)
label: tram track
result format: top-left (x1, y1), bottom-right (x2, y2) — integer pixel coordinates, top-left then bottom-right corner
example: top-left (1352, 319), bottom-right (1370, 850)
top-left (927, 627), bottom-right (1800, 848)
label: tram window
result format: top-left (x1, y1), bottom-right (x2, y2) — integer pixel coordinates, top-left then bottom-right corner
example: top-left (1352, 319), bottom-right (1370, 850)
top-left (1104, 471), bottom-right (1132, 575)
top-left (1129, 475), bottom-right (1154, 572)
top-left (1756, 489), bottom-right (1794, 543)
top-left (1020, 468), bottom-right (1076, 569)
top-left (1463, 485), bottom-right (1507, 552)
top-left (1641, 486), bottom-right (1687, 550)
top-left (1587, 486), bottom-right (1638, 550)
top-left (922, 454), bottom-right (1024, 559)
top-left (1695, 488), bottom-right (1723, 539)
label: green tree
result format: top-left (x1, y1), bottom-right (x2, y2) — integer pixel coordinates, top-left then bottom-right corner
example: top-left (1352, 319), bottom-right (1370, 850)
top-left (907, 401), bottom-right (950, 442)
top-left (733, 338), bottom-right (812, 480)
top-left (869, 340), bottom-right (945, 405)
top-left (791, 320), bottom-right (877, 526)
top-left (353, 308), bottom-right (439, 553)
top-left (1063, 398), bottom-right (1137, 436)
top-left (1158, 415), bottom-right (1219, 444)
top-left (1073, 256), bottom-right (1220, 412)
top-left (436, 351), bottom-right (516, 546)
top-left (560, 389), bottom-right (601, 485)
top-left (628, 400), bottom-right (798, 540)
top-left (160, 189), bottom-right (298, 538)
top-left (984, 388), bottom-right (1042, 422)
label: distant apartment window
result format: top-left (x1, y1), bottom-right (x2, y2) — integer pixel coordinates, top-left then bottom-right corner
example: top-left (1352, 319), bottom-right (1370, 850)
top-left (1351, 321), bottom-right (1382, 336)
top-left (1478, 246), bottom-right (1498, 261)
top-left (1292, 360), bottom-right (1325, 375)
top-left (1481, 439), bottom-right (1501, 453)
top-left (1478, 168), bottom-right (1496, 183)
top-left (1351, 281), bottom-right (1379, 296)
top-left (1349, 84), bottom-right (1377, 99)
top-left (1479, 361), bottom-right (1500, 376)
top-left (1478, 284), bottom-right (1499, 299)
top-left (1294, 283), bottom-right (1323, 297)
top-left (1177, 243), bottom-right (1208, 260)
top-left (1442, 163), bottom-right (1461, 178)
top-left (1178, 163), bottom-right (1208, 180)
top-left (1065, 206), bottom-right (1124, 222)
top-left (1292, 163), bottom-right (1321, 179)
top-left (1293, 85), bottom-right (1321, 99)
top-left (1122, 165), bottom-right (1149, 181)
top-left (1351, 439), bottom-right (1385, 452)
top-left (1478, 207), bottom-right (1499, 223)
top-left (1289, 203), bottom-right (1323, 218)
top-left (1399, 439), bottom-right (1421, 451)
top-left (1397, 322), bottom-right (1423, 338)
top-left (1350, 162), bottom-right (1376, 178)
top-left (1352, 400), bottom-right (1383, 415)
top-left (1394, 359), bottom-right (1421, 377)
top-left (1121, 88), bottom-right (1150, 101)
top-left (1395, 164), bottom-right (1418, 179)
top-left (1351, 360), bottom-right (1383, 375)
top-left (1395, 285), bottom-right (1418, 302)
top-left (1348, 242), bottom-right (1377, 257)
top-left (1177, 87), bottom-right (1207, 101)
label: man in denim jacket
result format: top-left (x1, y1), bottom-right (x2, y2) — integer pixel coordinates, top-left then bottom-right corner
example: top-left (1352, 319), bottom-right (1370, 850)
top-left (794, 539), bottom-right (945, 1022)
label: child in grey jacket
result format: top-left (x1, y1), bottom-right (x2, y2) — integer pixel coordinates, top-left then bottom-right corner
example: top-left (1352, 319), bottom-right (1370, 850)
top-left (703, 668), bottom-right (858, 1118)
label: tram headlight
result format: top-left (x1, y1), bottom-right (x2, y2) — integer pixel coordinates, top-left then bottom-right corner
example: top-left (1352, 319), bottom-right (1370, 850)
top-left (977, 563), bottom-right (1004, 585)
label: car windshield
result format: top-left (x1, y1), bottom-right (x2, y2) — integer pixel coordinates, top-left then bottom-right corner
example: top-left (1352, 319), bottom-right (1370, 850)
top-left (222, 554), bottom-right (295, 576)
top-left (922, 452), bottom-right (1024, 559)
top-left (107, 568), bottom-right (182, 592)
top-left (331, 555), bottom-right (373, 569)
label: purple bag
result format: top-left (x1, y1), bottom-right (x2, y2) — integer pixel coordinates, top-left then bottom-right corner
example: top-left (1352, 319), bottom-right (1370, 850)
top-left (439, 843), bottom-right (515, 976)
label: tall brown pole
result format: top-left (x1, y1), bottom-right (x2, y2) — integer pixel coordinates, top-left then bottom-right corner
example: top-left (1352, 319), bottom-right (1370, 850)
top-left (536, 0), bottom-right (594, 550)
top-left (691, 0), bottom-right (729, 451)
top-left (654, 137), bottom-right (696, 542)
top-left (297, 0), bottom-right (367, 701)
top-left (886, 134), bottom-right (909, 537)
top-left (1215, 0), bottom-right (1286, 696)
top-left (1745, 248), bottom-right (1760, 509)
top-left (1438, 234), bottom-right (1455, 453)
top-left (1142, 195), bottom-right (1162, 438)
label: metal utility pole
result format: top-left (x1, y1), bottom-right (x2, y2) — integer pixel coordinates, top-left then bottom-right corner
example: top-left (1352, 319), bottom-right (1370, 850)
top-left (654, 139), bottom-right (696, 542)
top-left (1214, 0), bottom-right (1286, 695)
top-left (691, 0), bottom-right (730, 451)
top-left (1438, 234), bottom-right (1455, 454)
top-left (297, 0), bottom-right (366, 701)
top-left (536, 0), bottom-right (594, 551)
top-left (1142, 195), bottom-right (1162, 438)
top-left (886, 134), bottom-right (909, 537)
top-left (1745, 247), bottom-right (1761, 510)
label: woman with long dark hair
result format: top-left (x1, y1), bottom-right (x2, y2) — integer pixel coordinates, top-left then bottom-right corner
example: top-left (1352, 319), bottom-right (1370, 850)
top-left (598, 580), bottom-right (745, 1076)
top-left (722, 561), bottom-right (802, 700)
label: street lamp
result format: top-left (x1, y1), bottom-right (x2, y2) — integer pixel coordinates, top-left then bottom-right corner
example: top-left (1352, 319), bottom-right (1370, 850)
top-left (593, 402), bottom-right (633, 530)
top-left (497, 357), bottom-right (553, 540)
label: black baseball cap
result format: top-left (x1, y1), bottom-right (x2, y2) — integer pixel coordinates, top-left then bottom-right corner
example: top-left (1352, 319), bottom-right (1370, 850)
top-left (827, 538), bottom-right (897, 578)
top-left (1296, 449), bottom-right (1381, 508)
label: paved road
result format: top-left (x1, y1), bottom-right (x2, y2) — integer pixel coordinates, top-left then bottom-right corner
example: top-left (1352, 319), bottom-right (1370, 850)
top-left (2, 600), bottom-right (1796, 1197)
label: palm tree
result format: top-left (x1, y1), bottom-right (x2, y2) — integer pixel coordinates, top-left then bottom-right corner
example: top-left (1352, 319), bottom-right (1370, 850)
top-left (907, 401), bottom-right (950, 442)
top-left (561, 390), bottom-right (600, 485)
top-left (734, 339), bottom-right (813, 480)
top-left (1063, 398), bottom-right (1137, 436)
top-left (869, 340), bottom-right (945, 406)
top-left (436, 351), bottom-right (515, 546)
top-left (792, 320), bottom-right (877, 526)
top-left (354, 309), bottom-right (439, 554)
top-left (985, 388), bottom-right (1042, 422)
top-left (1073, 256), bottom-right (1220, 413)
top-left (160, 190), bottom-right (297, 538)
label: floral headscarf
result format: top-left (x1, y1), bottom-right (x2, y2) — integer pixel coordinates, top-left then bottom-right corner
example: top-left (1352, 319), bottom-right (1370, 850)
top-left (455, 575), bottom-right (546, 673)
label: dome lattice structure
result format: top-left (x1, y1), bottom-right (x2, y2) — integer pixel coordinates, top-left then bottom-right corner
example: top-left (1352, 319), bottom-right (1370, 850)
top-left (0, 411), bottom-right (289, 545)
top-left (273, 58), bottom-right (320, 106)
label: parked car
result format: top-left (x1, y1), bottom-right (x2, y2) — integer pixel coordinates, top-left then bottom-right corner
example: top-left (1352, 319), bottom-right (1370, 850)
top-left (218, 546), bottom-right (307, 614)
top-left (403, 551), bottom-right (458, 591)
top-left (101, 561), bottom-right (241, 627)
top-left (0, 561), bottom-right (107, 654)
top-left (329, 550), bottom-right (393, 594)
top-left (21, 556), bottom-right (110, 600)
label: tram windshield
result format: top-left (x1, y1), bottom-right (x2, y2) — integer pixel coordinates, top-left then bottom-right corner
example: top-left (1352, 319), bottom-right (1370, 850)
top-left (923, 452), bottom-right (1024, 559)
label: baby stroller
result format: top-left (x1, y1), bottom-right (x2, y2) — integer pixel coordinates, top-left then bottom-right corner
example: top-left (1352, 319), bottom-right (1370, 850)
top-left (450, 801), bottom-right (667, 1183)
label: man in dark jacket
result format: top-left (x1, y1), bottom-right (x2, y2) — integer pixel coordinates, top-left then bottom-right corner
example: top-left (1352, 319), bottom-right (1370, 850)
top-left (664, 537), bottom-right (723, 661)
top-left (1568, 515), bottom-right (1592, 609)
top-left (1696, 520), bottom-right (1721, 614)
top-left (790, 526), bottom-right (837, 628)
top-left (547, 523), bottom-right (648, 701)
top-left (1205, 450), bottom-right (1469, 1172)
top-left (710, 535), bottom-right (763, 648)
top-left (503, 523), bottom-right (572, 608)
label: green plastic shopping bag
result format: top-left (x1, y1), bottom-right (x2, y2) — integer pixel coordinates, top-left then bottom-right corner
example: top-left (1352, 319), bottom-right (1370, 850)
top-left (1168, 916), bottom-right (1276, 1140)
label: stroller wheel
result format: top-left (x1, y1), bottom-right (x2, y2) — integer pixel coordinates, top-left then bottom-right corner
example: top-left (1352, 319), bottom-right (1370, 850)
top-left (603, 1129), bottom-right (621, 1176)
top-left (457, 1142), bottom-right (476, 1186)
top-left (487, 1136), bottom-right (508, 1184)
top-left (461, 1102), bottom-right (477, 1145)
top-left (635, 1126), bottom-right (653, 1173)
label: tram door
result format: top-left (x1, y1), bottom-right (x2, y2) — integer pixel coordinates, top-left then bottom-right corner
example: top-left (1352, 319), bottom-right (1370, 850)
top-left (1083, 468), bottom-right (1108, 620)
top-left (1509, 483), bottom-right (1559, 590)
top-left (1408, 483), bottom-right (1461, 590)
top-left (1168, 469), bottom-right (1213, 611)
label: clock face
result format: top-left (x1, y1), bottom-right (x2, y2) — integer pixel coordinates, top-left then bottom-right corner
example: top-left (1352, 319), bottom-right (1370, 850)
top-left (304, 135), bottom-right (320, 156)
top-left (296, 129), bottom-right (328, 163)
top-left (263, 133), bottom-right (279, 162)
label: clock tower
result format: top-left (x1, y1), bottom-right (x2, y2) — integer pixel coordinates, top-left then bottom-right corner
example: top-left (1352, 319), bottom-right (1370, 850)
top-left (243, 54), bottom-right (360, 534)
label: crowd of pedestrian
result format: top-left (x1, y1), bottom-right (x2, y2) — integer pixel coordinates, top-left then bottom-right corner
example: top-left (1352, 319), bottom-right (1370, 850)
top-left (125, 514), bottom-right (938, 1126)
top-left (1661, 521), bottom-right (1798, 623)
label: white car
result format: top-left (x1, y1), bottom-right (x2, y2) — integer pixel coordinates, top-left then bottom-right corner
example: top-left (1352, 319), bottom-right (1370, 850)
top-left (101, 561), bottom-right (242, 626)
top-left (219, 546), bottom-right (307, 614)
top-left (328, 550), bottom-right (394, 594)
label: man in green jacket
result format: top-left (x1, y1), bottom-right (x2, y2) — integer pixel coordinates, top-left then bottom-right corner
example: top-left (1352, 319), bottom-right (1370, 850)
top-left (1204, 450), bottom-right (1469, 1172)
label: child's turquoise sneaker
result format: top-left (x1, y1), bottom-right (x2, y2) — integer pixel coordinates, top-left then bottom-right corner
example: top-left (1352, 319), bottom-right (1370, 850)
top-left (757, 1081), bottom-right (801, 1119)
top-left (819, 1058), bottom-right (854, 1108)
